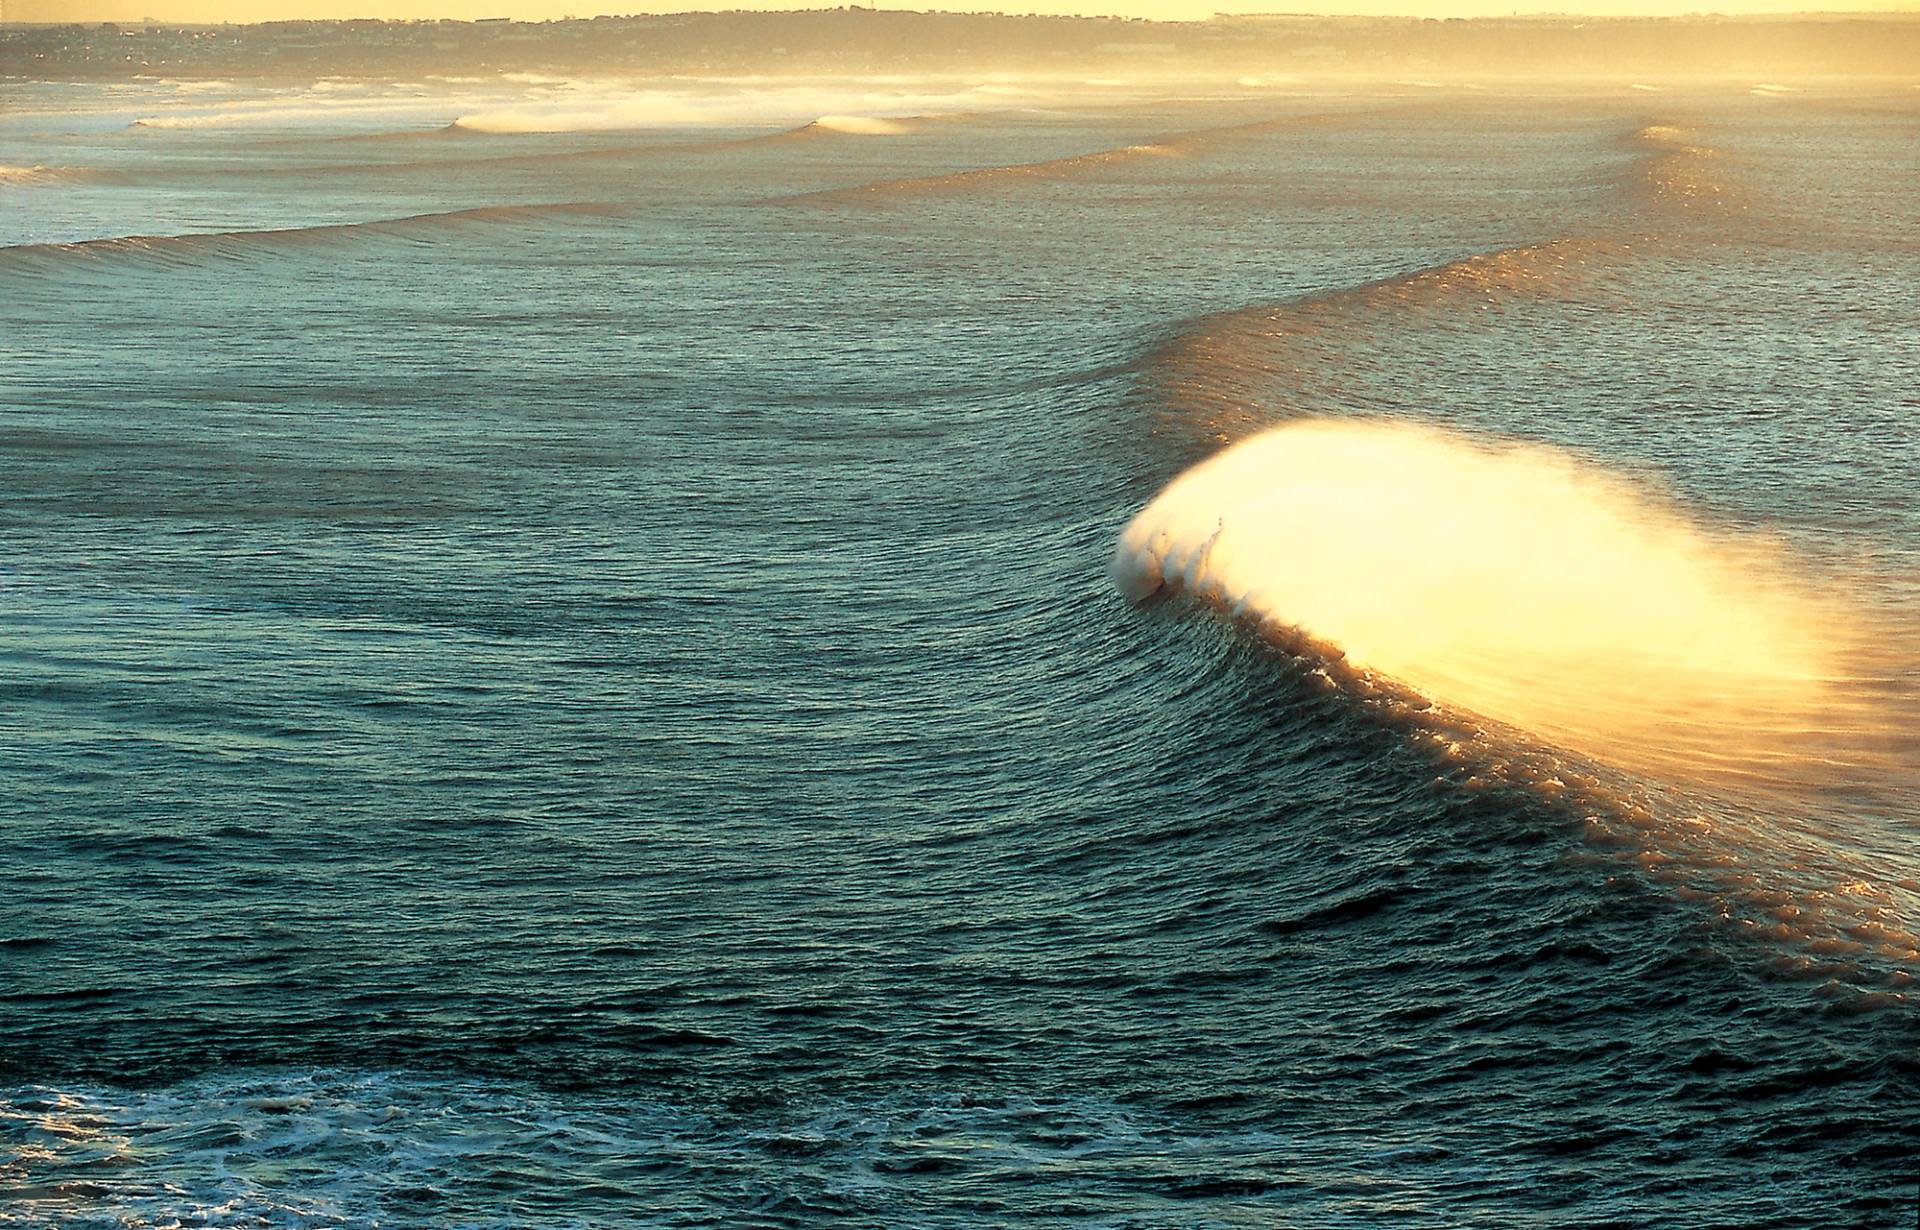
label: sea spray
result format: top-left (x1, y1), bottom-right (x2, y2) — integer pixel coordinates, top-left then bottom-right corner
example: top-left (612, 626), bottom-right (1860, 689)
top-left (1115, 418), bottom-right (1900, 797)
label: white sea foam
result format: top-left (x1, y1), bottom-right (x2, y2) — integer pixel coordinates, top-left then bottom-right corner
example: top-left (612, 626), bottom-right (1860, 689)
top-left (1114, 418), bottom-right (1896, 794)
top-left (0, 1072), bottom-right (1275, 1229)
top-left (808, 114), bottom-right (913, 135)
top-left (448, 82), bottom-right (1040, 134)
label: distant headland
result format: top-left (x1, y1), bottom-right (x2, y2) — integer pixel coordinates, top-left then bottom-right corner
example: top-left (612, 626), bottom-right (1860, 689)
top-left (3, 10), bottom-right (1918, 80)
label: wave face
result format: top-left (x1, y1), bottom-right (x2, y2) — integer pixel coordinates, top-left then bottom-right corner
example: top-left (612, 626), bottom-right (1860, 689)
top-left (1115, 417), bottom-right (1878, 793)
top-left (2, 81), bottom-right (1916, 1229)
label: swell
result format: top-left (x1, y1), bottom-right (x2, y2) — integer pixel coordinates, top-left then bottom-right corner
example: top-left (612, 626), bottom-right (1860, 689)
top-left (264, 114), bottom-right (944, 179)
top-left (0, 165), bottom-right (125, 188)
top-left (0, 202), bottom-right (623, 271)
top-left (771, 111), bottom-right (1357, 206)
top-left (1145, 236), bottom-right (1633, 450)
top-left (1120, 117), bottom-right (1918, 1002)
top-left (1623, 121), bottom-right (1743, 214)
top-left (1145, 119), bottom-right (1737, 449)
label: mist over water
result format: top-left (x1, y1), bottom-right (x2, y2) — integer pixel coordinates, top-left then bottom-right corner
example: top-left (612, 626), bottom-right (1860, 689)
top-left (2, 71), bottom-right (1916, 1228)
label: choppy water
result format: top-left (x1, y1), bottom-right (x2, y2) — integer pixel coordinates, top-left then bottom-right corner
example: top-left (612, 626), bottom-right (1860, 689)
top-left (2, 75), bottom-right (1917, 1228)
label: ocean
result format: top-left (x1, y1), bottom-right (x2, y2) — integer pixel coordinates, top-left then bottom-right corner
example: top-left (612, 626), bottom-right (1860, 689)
top-left (1, 74), bottom-right (1916, 1228)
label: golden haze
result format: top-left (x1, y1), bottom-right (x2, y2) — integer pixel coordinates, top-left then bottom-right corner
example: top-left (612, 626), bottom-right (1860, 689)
top-left (15, 0), bottom-right (1920, 26)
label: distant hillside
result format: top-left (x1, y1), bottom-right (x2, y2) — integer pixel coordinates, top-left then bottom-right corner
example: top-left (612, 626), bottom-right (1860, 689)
top-left (5, 10), bottom-right (1919, 80)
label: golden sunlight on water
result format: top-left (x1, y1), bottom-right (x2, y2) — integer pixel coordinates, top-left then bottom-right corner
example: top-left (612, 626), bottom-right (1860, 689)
top-left (1115, 419), bottom-right (1906, 799)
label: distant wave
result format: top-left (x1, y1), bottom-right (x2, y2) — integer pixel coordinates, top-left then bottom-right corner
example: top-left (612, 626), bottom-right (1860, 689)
top-left (129, 102), bottom-right (453, 131)
top-left (277, 114), bottom-right (937, 178)
top-left (802, 113), bottom-right (915, 136)
top-left (448, 102), bottom-right (706, 135)
top-left (0, 202), bottom-right (621, 270)
top-left (1144, 121), bottom-right (1739, 446)
top-left (1625, 120), bottom-right (1740, 213)
top-left (1146, 237), bottom-right (1628, 446)
top-left (0, 164), bottom-right (112, 188)
top-left (772, 111), bottom-right (1352, 205)
top-left (446, 83), bottom-right (989, 134)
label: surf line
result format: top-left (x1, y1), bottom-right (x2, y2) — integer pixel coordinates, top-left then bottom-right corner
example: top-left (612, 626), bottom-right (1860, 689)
top-left (764, 107), bottom-right (1393, 207)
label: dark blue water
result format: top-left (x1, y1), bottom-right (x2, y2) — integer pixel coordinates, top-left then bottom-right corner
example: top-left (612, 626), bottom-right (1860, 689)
top-left (2, 78), bottom-right (1916, 1227)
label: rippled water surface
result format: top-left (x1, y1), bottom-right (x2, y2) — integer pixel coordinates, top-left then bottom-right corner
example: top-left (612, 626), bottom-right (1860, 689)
top-left (2, 76), bottom-right (1916, 1228)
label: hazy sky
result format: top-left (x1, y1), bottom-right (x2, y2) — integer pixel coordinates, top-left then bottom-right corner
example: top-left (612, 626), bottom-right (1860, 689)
top-left (14, 0), bottom-right (1919, 24)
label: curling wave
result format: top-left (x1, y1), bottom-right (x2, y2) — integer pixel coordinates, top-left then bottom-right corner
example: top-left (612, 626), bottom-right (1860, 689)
top-left (1116, 418), bottom-right (1895, 790)
top-left (1118, 117), bottom-right (1915, 995)
top-left (1115, 418), bottom-right (1918, 994)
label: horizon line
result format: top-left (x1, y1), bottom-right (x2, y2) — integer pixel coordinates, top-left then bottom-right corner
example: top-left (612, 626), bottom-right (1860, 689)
top-left (10, 5), bottom-right (1920, 21)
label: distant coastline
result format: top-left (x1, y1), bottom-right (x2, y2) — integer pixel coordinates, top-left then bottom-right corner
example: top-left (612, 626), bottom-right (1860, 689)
top-left (4, 10), bottom-right (1920, 80)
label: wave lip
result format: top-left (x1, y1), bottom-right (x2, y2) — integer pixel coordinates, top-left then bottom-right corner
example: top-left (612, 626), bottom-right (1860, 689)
top-left (1114, 418), bottom-right (1896, 796)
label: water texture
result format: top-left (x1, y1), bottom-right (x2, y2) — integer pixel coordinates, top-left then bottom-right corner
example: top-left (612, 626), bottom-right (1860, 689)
top-left (1, 76), bottom-right (1916, 1228)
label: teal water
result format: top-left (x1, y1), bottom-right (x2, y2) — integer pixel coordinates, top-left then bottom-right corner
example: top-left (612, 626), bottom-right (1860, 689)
top-left (1, 77), bottom-right (1916, 1227)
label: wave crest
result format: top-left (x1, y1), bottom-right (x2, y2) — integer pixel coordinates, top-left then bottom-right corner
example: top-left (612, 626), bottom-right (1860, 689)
top-left (776, 110), bottom-right (1350, 205)
top-left (1115, 417), bottom-right (1900, 799)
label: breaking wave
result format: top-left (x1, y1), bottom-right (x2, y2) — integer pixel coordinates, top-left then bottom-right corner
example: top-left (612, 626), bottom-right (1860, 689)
top-left (1118, 114), bottom-right (1917, 998)
top-left (1117, 418), bottom-right (1899, 792)
top-left (261, 112), bottom-right (950, 180)
top-left (804, 114), bottom-right (916, 136)
top-left (446, 82), bottom-right (1020, 135)
top-left (774, 111), bottom-right (1353, 205)
top-left (1115, 418), bottom-right (1918, 995)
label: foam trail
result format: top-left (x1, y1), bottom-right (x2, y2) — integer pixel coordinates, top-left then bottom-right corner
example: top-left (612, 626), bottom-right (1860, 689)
top-left (1115, 418), bottom-right (1906, 798)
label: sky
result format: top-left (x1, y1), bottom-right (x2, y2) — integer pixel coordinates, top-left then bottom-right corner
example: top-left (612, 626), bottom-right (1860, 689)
top-left (12, 0), bottom-right (1919, 23)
